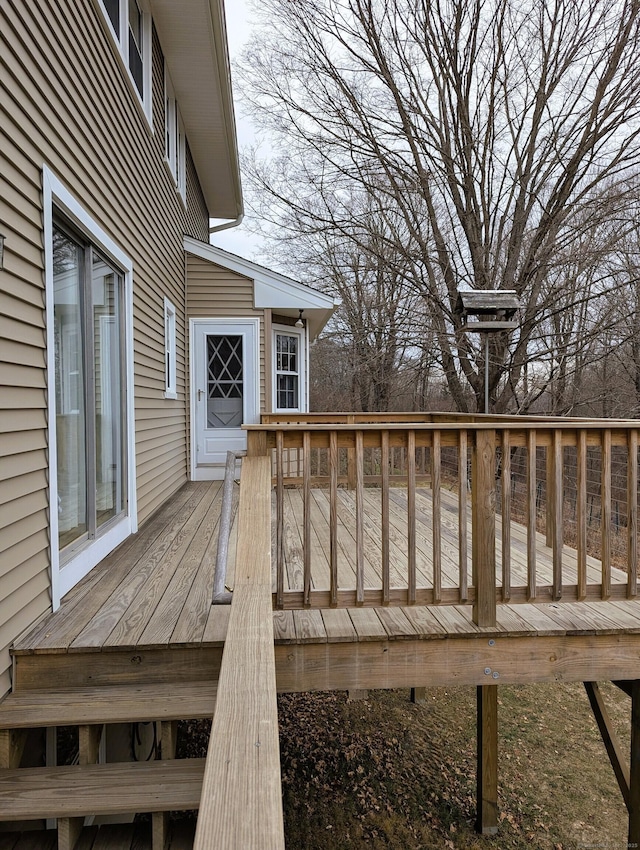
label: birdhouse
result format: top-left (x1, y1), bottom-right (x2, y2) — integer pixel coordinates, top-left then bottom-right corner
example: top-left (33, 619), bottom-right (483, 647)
top-left (455, 290), bottom-right (520, 332)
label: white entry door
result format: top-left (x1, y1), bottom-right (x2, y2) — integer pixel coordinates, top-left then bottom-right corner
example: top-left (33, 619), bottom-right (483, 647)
top-left (191, 319), bottom-right (260, 479)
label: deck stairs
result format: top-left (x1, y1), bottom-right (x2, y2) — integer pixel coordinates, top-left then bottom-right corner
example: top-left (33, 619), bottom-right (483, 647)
top-left (0, 670), bottom-right (219, 848)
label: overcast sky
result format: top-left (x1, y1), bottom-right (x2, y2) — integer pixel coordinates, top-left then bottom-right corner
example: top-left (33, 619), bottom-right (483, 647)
top-left (209, 0), bottom-right (265, 261)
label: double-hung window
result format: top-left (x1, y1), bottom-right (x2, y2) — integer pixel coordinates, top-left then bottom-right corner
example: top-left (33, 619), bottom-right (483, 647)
top-left (273, 328), bottom-right (305, 412)
top-left (99, 0), bottom-right (152, 120)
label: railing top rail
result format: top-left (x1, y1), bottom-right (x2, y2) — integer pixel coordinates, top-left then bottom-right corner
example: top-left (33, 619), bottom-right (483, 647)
top-left (260, 411), bottom-right (640, 426)
top-left (247, 419), bottom-right (640, 432)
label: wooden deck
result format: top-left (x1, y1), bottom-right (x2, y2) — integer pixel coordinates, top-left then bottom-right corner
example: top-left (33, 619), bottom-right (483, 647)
top-left (4, 466), bottom-right (640, 845)
top-left (11, 480), bottom-right (635, 667)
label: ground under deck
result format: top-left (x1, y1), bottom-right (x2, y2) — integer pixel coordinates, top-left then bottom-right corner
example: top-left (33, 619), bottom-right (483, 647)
top-left (10, 481), bottom-right (640, 692)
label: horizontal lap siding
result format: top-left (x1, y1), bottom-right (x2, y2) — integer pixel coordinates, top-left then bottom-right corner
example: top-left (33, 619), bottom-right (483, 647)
top-left (0, 0), bottom-right (211, 695)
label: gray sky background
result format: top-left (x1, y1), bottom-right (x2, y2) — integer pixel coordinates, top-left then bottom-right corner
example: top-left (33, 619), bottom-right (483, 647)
top-left (209, 0), bottom-right (266, 261)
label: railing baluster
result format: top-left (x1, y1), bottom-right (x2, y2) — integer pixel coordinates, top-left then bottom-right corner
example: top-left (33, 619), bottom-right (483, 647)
top-left (602, 429), bottom-right (612, 599)
top-left (407, 430), bottom-right (416, 605)
top-left (552, 429), bottom-right (563, 601)
top-left (459, 429), bottom-right (468, 603)
top-left (527, 429), bottom-right (537, 600)
top-left (276, 430), bottom-right (284, 609)
top-left (629, 429), bottom-right (638, 598)
top-left (355, 430), bottom-right (365, 605)
top-left (329, 430), bottom-right (338, 607)
top-left (381, 430), bottom-right (390, 605)
top-left (577, 429), bottom-right (587, 600)
top-left (303, 431), bottom-right (311, 608)
top-left (501, 429), bottom-right (511, 603)
top-left (432, 429), bottom-right (442, 604)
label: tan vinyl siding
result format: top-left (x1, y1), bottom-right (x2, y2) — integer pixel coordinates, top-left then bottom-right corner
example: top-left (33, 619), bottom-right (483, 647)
top-left (0, 0), bottom-right (212, 694)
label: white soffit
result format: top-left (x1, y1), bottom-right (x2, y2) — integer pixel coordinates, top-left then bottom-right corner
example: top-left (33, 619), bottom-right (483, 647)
top-left (150, 0), bottom-right (242, 220)
top-left (184, 237), bottom-right (341, 338)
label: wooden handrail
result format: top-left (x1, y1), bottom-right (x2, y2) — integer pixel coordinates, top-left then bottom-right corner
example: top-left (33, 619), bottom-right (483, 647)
top-left (194, 456), bottom-right (284, 850)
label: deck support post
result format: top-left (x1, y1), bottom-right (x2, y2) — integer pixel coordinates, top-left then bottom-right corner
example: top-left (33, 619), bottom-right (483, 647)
top-left (472, 429), bottom-right (496, 627)
top-left (410, 687), bottom-right (426, 704)
top-left (629, 681), bottom-right (640, 847)
top-left (58, 816), bottom-right (83, 850)
top-left (476, 684), bottom-right (498, 835)
top-left (0, 728), bottom-right (27, 768)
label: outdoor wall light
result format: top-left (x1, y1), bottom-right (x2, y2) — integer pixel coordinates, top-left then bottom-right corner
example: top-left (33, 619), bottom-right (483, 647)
top-left (295, 309), bottom-right (304, 328)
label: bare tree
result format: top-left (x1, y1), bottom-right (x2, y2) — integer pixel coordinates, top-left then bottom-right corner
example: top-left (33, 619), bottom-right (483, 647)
top-left (241, 0), bottom-right (640, 412)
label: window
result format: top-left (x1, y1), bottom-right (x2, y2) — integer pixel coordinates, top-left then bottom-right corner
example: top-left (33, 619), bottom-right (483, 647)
top-left (164, 298), bottom-right (177, 399)
top-left (273, 329), bottom-right (305, 411)
top-left (99, 0), bottom-right (152, 119)
top-left (164, 66), bottom-right (186, 200)
top-left (53, 220), bottom-right (127, 554)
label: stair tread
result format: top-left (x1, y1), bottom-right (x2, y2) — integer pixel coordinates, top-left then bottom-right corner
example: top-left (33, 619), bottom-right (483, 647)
top-left (0, 682), bottom-right (217, 728)
top-left (0, 758), bottom-right (205, 820)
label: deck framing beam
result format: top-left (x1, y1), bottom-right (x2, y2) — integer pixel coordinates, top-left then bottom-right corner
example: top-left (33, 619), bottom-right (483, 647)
top-left (275, 633), bottom-right (640, 693)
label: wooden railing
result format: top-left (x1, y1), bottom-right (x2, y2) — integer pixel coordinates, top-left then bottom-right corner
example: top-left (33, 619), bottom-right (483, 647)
top-left (194, 456), bottom-right (285, 850)
top-left (246, 415), bottom-right (639, 627)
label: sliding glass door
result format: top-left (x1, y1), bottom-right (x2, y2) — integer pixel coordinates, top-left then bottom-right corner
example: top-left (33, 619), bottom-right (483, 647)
top-left (53, 221), bottom-right (126, 556)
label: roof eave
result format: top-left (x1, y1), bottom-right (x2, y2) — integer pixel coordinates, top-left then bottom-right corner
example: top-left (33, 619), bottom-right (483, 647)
top-left (150, 0), bottom-right (243, 220)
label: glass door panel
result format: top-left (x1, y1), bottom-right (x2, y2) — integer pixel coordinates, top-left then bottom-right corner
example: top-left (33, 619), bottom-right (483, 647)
top-left (53, 229), bottom-right (87, 548)
top-left (93, 255), bottom-right (125, 528)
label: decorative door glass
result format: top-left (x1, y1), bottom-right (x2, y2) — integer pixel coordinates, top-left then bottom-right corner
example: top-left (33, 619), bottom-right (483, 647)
top-left (207, 335), bottom-right (243, 428)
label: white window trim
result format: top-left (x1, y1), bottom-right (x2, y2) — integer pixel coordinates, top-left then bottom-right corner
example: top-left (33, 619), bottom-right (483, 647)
top-left (272, 324), bottom-right (307, 413)
top-left (164, 297), bottom-right (177, 399)
top-left (96, 0), bottom-right (153, 126)
top-left (43, 165), bottom-right (138, 611)
top-left (164, 64), bottom-right (187, 202)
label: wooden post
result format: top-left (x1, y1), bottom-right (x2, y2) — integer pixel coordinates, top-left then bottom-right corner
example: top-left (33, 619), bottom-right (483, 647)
top-left (477, 684), bottom-right (498, 835)
top-left (246, 429), bottom-right (268, 457)
top-left (472, 430), bottom-right (496, 627)
top-left (410, 687), bottom-right (426, 704)
top-left (629, 680), bottom-right (640, 848)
